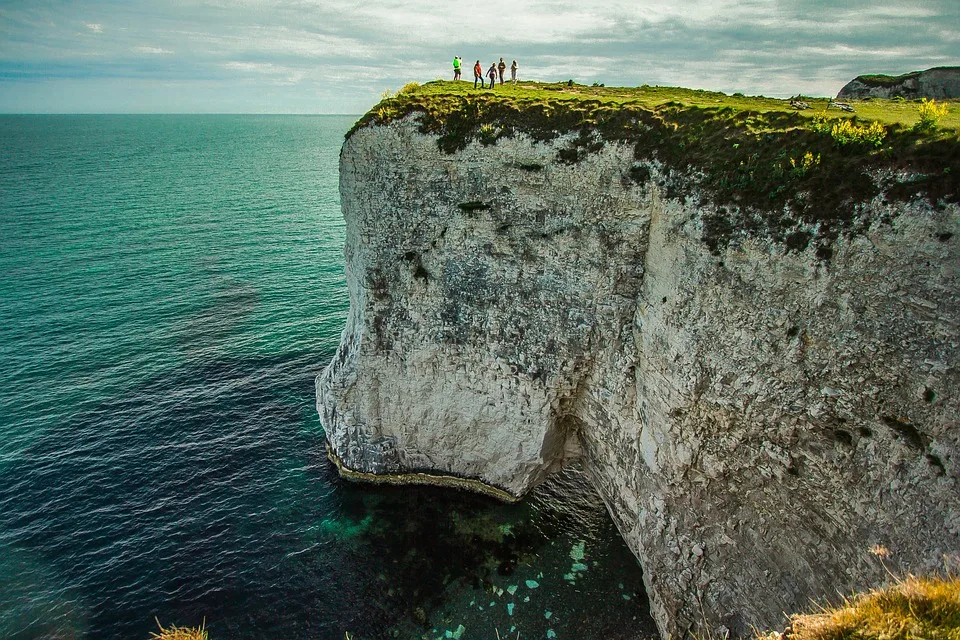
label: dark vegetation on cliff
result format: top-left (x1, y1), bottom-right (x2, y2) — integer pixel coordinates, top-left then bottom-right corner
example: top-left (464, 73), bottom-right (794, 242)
top-left (853, 67), bottom-right (958, 88)
top-left (854, 70), bottom-right (925, 88)
top-left (349, 81), bottom-right (959, 257)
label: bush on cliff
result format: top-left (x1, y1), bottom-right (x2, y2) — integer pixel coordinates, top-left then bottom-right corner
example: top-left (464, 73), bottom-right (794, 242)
top-left (915, 98), bottom-right (950, 133)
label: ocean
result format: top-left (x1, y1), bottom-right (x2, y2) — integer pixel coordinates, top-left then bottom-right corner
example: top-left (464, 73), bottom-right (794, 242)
top-left (0, 115), bottom-right (656, 640)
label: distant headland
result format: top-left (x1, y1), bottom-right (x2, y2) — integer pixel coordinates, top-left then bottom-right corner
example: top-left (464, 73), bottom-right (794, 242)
top-left (838, 66), bottom-right (960, 100)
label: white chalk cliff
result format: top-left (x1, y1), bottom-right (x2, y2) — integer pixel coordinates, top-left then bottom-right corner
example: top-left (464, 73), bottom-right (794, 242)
top-left (317, 116), bottom-right (959, 637)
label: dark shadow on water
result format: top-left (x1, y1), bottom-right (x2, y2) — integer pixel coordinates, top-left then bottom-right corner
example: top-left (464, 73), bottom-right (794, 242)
top-left (0, 352), bottom-right (656, 640)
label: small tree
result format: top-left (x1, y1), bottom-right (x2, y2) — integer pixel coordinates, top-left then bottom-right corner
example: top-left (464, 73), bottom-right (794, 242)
top-left (915, 98), bottom-right (948, 132)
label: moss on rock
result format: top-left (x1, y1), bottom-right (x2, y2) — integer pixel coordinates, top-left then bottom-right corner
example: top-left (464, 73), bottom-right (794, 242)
top-left (348, 81), bottom-right (958, 256)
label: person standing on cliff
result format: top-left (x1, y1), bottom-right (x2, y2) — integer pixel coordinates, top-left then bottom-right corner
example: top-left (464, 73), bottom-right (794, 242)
top-left (510, 60), bottom-right (518, 83)
top-left (473, 60), bottom-right (483, 88)
top-left (487, 63), bottom-right (498, 89)
top-left (497, 58), bottom-right (507, 85)
top-left (453, 56), bottom-right (462, 81)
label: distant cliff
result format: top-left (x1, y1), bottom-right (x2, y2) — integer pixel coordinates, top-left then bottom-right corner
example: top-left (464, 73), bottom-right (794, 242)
top-left (838, 66), bottom-right (960, 99)
top-left (317, 82), bottom-right (960, 639)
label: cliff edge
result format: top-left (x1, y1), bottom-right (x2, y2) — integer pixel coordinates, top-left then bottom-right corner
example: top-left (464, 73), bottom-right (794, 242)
top-left (317, 82), bottom-right (960, 638)
top-left (837, 66), bottom-right (960, 100)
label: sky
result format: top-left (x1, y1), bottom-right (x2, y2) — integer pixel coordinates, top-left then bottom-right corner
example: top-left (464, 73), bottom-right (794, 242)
top-left (0, 0), bottom-right (957, 113)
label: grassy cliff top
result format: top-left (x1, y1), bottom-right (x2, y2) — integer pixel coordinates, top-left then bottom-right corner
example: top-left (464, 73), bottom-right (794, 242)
top-left (351, 80), bottom-right (960, 136)
top-left (854, 66), bottom-right (960, 88)
top-left (350, 80), bottom-right (959, 257)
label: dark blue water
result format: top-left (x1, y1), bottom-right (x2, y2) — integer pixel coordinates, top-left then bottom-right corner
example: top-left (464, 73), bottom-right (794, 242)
top-left (0, 115), bottom-right (655, 640)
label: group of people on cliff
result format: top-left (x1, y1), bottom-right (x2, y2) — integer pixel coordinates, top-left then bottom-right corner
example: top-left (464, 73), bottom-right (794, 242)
top-left (452, 57), bottom-right (518, 88)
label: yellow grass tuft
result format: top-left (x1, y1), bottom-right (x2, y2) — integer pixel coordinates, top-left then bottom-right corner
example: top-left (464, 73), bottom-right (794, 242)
top-left (150, 617), bottom-right (208, 640)
top-left (773, 575), bottom-right (960, 640)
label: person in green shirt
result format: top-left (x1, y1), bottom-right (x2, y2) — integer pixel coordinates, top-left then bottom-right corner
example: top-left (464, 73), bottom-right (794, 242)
top-left (453, 56), bottom-right (462, 81)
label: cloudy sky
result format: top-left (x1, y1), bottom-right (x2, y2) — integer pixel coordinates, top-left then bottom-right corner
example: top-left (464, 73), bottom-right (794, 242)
top-left (1, 0), bottom-right (957, 113)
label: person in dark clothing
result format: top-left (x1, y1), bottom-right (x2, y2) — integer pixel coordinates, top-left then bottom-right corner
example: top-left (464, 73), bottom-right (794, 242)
top-left (487, 63), bottom-right (497, 89)
top-left (473, 60), bottom-right (483, 88)
top-left (497, 58), bottom-right (506, 85)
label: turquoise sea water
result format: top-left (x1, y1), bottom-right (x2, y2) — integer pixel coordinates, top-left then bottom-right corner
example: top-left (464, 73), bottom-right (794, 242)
top-left (0, 115), bottom-right (655, 639)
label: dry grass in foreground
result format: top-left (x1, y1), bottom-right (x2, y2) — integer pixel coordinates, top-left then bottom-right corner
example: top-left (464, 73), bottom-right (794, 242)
top-left (761, 575), bottom-right (960, 640)
top-left (149, 618), bottom-right (208, 640)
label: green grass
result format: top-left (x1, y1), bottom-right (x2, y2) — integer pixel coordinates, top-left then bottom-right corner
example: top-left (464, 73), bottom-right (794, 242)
top-left (852, 66), bottom-right (959, 90)
top-left (355, 80), bottom-right (960, 133)
top-left (854, 71), bottom-right (924, 89)
top-left (350, 80), bottom-right (959, 258)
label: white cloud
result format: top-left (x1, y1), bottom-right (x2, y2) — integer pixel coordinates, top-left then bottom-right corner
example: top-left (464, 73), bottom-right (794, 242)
top-left (223, 61), bottom-right (280, 73)
top-left (222, 61), bottom-right (306, 85)
top-left (870, 6), bottom-right (940, 18)
top-left (796, 44), bottom-right (922, 59)
top-left (172, 27), bottom-right (376, 59)
top-left (83, 22), bottom-right (103, 33)
top-left (135, 46), bottom-right (173, 54)
top-left (533, 55), bottom-right (619, 78)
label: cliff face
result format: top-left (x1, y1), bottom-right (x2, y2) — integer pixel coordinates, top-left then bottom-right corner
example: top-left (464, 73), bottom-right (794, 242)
top-left (317, 117), bottom-right (959, 637)
top-left (837, 66), bottom-right (960, 99)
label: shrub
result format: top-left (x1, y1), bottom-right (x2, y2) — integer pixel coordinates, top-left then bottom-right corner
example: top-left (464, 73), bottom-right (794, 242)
top-left (808, 114), bottom-right (886, 148)
top-left (399, 82), bottom-right (420, 95)
top-left (915, 98), bottom-right (949, 132)
top-left (790, 151), bottom-right (821, 177)
top-left (830, 119), bottom-right (887, 148)
top-left (809, 113), bottom-right (832, 134)
top-left (477, 123), bottom-right (498, 145)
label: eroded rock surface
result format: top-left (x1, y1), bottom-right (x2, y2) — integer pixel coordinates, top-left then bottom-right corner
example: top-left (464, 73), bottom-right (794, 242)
top-left (837, 66), bottom-right (960, 99)
top-left (317, 118), bottom-right (959, 638)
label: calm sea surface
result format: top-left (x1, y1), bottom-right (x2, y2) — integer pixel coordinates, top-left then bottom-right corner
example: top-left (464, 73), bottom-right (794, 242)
top-left (0, 115), bottom-right (655, 640)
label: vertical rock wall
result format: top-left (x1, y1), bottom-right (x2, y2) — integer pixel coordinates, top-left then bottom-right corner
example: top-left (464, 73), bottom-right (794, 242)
top-left (317, 118), bottom-right (960, 637)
